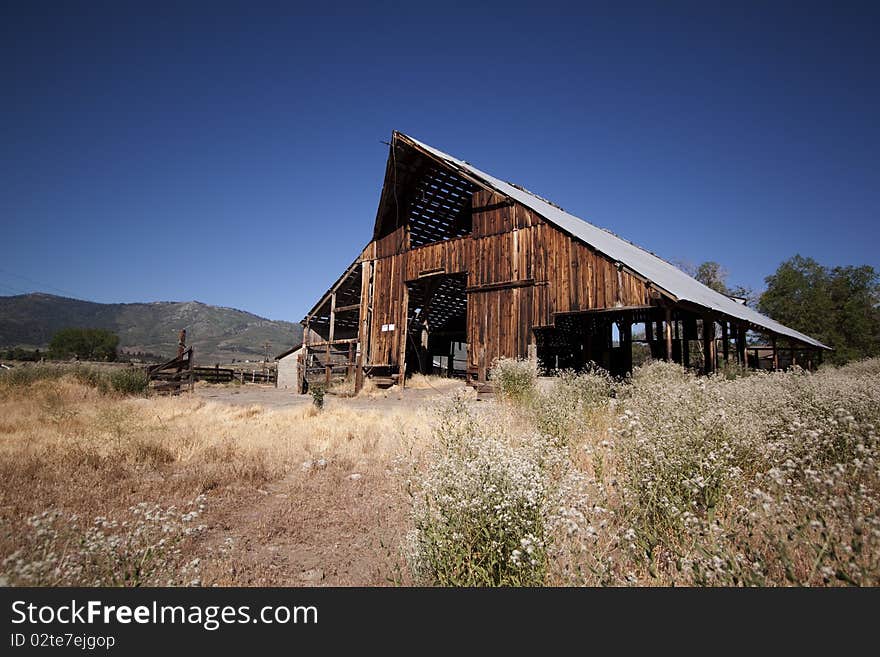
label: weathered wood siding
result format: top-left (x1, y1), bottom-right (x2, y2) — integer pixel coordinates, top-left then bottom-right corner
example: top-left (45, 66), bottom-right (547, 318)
top-left (464, 190), bottom-right (650, 372)
top-left (366, 254), bottom-right (408, 366)
top-left (404, 236), bottom-right (468, 280)
top-left (373, 224), bottom-right (407, 258)
top-left (359, 189), bottom-right (651, 372)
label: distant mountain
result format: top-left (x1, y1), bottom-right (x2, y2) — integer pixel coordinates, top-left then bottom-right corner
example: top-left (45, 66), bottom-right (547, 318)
top-left (0, 293), bottom-right (303, 364)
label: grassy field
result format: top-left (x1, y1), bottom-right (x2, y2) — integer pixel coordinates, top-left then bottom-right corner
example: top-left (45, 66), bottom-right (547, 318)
top-left (1, 359), bottom-right (877, 586)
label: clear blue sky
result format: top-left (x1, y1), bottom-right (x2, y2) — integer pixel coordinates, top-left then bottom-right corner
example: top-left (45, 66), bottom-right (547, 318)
top-left (2, 1), bottom-right (878, 322)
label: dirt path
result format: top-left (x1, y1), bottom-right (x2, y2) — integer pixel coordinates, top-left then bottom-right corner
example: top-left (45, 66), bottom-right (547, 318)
top-left (199, 461), bottom-right (409, 586)
top-left (195, 379), bottom-right (465, 412)
top-left (192, 382), bottom-right (467, 585)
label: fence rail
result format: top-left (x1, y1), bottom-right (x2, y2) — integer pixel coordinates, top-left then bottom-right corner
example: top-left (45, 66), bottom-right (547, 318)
top-left (147, 348), bottom-right (194, 395)
top-left (147, 351), bottom-right (277, 393)
top-left (151, 367), bottom-right (276, 385)
top-left (236, 370), bottom-right (275, 384)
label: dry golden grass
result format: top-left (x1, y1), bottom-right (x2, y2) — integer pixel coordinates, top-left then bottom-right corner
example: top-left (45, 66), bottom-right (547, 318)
top-left (404, 373), bottom-right (458, 390)
top-left (15, 363), bottom-right (873, 587)
top-left (0, 375), bottom-right (435, 586)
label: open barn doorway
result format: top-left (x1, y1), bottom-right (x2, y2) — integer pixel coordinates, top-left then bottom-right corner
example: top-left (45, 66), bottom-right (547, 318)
top-left (404, 273), bottom-right (468, 379)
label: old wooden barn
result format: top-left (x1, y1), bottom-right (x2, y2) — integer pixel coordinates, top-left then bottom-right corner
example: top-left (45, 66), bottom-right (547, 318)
top-left (296, 132), bottom-right (828, 392)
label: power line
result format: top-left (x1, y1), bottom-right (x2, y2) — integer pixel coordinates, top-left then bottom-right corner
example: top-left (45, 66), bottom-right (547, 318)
top-left (0, 281), bottom-right (29, 296)
top-left (0, 267), bottom-right (80, 298)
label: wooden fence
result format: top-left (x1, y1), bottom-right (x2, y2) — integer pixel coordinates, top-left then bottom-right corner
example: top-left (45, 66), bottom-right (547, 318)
top-left (235, 369), bottom-right (276, 384)
top-left (300, 339), bottom-right (357, 391)
top-left (148, 350), bottom-right (276, 394)
top-left (147, 348), bottom-right (194, 395)
top-left (151, 366), bottom-right (276, 385)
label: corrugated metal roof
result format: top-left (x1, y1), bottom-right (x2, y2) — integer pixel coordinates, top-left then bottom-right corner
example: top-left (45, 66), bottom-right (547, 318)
top-left (403, 133), bottom-right (829, 350)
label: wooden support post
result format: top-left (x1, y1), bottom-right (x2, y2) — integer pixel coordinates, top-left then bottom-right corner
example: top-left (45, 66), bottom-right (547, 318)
top-left (721, 321), bottom-right (729, 365)
top-left (791, 345), bottom-right (797, 368)
top-left (672, 319), bottom-right (682, 365)
top-left (603, 322), bottom-right (613, 371)
top-left (300, 317), bottom-right (311, 394)
top-left (398, 283), bottom-right (409, 388)
top-left (650, 318), bottom-right (662, 360)
top-left (584, 326), bottom-right (594, 365)
top-left (354, 260), bottom-right (372, 394)
top-left (177, 329), bottom-right (186, 360)
top-left (682, 332), bottom-right (690, 369)
top-left (328, 293), bottom-right (336, 343)
top-left (326, 293), bottom-right (336, 387)
top-left (711, 322), bottom-right (718, 371)
top-left (477, 345), bottom-right (487, 383)
top-left (736, 325), bottom-right (747, 367)
top-left (621, 319), bottom-right (633, 375)
top-left (419, 321), bottom-right (430, 375)
top-left (347, 342), bottom-right (354, 379)
top-left (771, 335), bottom-right (779, 371)
top-left (664, 308), bottom-right (673, 362)
top-left (447, 341), bottom-right (455, 378)
top-left (703, 317), bottom-right (716, 374)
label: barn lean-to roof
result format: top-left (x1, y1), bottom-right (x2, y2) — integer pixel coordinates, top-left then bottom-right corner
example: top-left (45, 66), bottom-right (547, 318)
top-left (396, 132), bottom-right (829, 350)
top-left (275, 342), bottom-right (303, 360)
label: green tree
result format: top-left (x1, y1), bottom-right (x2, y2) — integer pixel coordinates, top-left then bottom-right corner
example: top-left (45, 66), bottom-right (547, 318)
top-left (676, 260), bottom-right (757, 305)
top-left (759, 255), bottom-right (880, 364)
top-left (1, 347), bottom-right (41, 361)
top-left (49, 328), bottom-right (119, 361)
top-left (693, 261), bottom-right (730, 294)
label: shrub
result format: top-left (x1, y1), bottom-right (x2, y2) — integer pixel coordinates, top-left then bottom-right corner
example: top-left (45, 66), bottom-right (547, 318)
top-left (109, 368), bottom-right (149, 395)
top-left (409, 359), bottom-right (880, 586)
top-left (611, 360), bottom-right (880, 585)
top-left (0, 364), bottom-right (65, 387)
top-left (490, 357), bottom-right (538, 402)
top-left (72, 365), bottom-right (110, 393)
top-left (719, 358), bottom-right (750, 380)
top-left (409, 433), bottom-right (548, 585)
top-left (0, 364), bottom-right (110, 392)
top-left (2, 497), bottom-right (209, 586)
top-left (835, 357), bottom-right (880, 377)
top-left (408, 397), bottom-right (547, 585)
top-left (0, 364), bottom-right (151, 396)
top-left (407, 393), bottom-right (591, 586)
top-left (627, 360), bottom-right (693, 389)
top-left (616, 372), bottom-right (750, 561)
top-left (533, 367), bottom-right (614, 444)
top-left (310, 383), bottom-right (326, 410)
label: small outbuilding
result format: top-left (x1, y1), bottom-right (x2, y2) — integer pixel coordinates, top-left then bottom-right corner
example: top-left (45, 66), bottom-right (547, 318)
top-left (275, 342), bottom-right (304, 390)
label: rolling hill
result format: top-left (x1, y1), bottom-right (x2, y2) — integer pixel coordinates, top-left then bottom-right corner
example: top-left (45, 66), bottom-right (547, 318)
top-left (0, 293), bottom-right (303, 364)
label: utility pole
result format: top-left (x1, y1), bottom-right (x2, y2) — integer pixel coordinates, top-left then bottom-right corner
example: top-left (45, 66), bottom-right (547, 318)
top-left (262, 341), bottom-right (271, 374)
